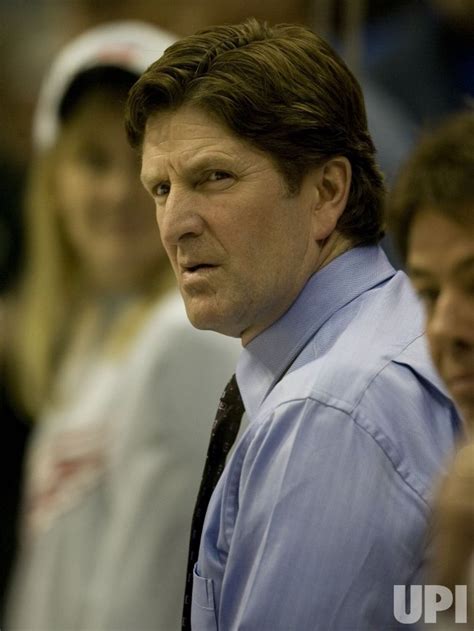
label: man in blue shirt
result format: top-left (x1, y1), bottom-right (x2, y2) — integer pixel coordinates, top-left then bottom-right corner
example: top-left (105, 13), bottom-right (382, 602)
top-left (126, 19), bottom-right (460, 630)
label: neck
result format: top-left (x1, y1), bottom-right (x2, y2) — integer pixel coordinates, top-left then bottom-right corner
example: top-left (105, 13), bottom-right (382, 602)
top-left (315, 230), bottom-right (354, 273)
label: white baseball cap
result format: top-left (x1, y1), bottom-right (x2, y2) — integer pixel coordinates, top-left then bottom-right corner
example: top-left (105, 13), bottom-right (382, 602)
top-left (33, 20), bottom-right (176, 151)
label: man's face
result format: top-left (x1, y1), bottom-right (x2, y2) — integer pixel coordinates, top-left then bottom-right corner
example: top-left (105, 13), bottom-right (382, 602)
top-left (407, 208), bottom-right (474, 427)
top-left (141, 105), bottom-right (321, 344)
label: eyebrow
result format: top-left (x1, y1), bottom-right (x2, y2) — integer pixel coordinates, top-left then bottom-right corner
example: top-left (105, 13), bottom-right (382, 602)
top-left (141, 152), bottom-right (238, 189)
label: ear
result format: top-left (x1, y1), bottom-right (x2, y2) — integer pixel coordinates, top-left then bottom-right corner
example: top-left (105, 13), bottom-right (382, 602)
top-left (310, 157), bottom-right (351, 241)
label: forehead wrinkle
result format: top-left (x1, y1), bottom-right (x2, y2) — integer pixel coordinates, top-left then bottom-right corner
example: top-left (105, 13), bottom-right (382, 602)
top-left (141, 106), bottom-right (278, 189)
top-left (169, 145), bottom-right (239, 173)
top-left (141, 129), bottom-right (258, 186)
top-left (145, 109), bottom-right (232, 149)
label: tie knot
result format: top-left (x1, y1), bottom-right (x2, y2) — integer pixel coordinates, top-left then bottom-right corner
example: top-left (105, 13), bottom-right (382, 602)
top-left (217, 373), bottom-right (244, 421)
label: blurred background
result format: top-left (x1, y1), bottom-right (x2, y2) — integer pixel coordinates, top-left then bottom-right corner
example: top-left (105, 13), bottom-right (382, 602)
top-left (0, 0), bottom-right (473, 619)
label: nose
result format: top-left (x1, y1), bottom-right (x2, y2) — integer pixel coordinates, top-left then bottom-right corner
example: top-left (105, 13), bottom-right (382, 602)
top-left (157, 186), bottom-right (205, 247)
top-left (428, 288), bottom-right (473, 355)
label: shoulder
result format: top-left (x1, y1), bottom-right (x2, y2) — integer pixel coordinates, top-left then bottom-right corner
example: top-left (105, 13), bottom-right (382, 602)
top-left (296, 271), bottom-right (452, 410)
top-left (267, 271), bottom-right (449, 413)
top-left (253, 370), bottom-right (456, 509)
top-left (246, 275), bottom-right (459, 501)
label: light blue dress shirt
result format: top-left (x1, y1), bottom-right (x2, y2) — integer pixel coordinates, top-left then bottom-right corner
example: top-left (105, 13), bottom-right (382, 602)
top-left (192, 246), bottom-right (460, 631)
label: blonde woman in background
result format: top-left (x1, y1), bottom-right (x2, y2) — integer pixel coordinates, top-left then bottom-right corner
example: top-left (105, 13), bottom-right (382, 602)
top-left (5, 22), bottom-right (240, 631)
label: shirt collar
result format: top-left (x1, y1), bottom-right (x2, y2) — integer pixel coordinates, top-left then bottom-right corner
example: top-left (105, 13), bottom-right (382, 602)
top-left (236, 245), bottom-right (396, 419)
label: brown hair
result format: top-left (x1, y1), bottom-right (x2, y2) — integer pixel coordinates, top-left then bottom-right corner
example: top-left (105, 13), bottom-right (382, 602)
top-left (388, 109), bottom-right (474, 262)
top-left (125, 18), bottom-right (385, 246)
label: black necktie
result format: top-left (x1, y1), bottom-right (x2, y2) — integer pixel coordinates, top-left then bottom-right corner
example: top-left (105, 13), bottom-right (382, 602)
top-left (182, 374), bottom-right (244, 630)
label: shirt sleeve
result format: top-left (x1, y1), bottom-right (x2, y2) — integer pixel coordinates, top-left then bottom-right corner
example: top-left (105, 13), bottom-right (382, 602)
top-left (206, 398), bottom-right (432, 631)
top-left (81, 324), bottom-right (239, 631)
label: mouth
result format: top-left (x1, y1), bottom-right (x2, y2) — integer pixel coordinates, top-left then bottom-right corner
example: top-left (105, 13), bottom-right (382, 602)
top-left (179, 262), bottom-right (219, 281)
top-left (184, 263), bottom-right (215, 273)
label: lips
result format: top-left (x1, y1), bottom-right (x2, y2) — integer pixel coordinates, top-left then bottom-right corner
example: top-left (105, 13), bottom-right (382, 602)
top-left (178, 260), bottom-right (220, 285)
top-left (179, 257), bottom-right (218, 273)
top-left (184, 263), bottom-right (215, 272)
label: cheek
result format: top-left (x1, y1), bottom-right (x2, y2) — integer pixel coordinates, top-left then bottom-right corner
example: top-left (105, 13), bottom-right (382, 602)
top-left (164, 246), bottom-right (179, 273)
top-left (154, 206), bottom-right (169, 243)
top-left (154, 205), bottom-right (164, 232)
top-left (248, 210), bottom-right (307, 271)
top-left (55, 164), bottom-right (91, 226)
top-left (135, 190), bottom-right (159, 232)
top-left (54, 165), bottom-right (106, 265)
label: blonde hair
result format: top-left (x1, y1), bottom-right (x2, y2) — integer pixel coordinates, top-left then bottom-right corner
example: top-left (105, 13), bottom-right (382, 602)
top-left (9, 149), bottom-right (73, 414)
top-left (9, 144), bottom-right (174, 417)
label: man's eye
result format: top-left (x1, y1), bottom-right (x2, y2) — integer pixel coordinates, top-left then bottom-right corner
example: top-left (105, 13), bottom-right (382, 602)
top-left (154, 182), bottom-right (170, 197)
top-left (208, 171), bottom-right (231, 182)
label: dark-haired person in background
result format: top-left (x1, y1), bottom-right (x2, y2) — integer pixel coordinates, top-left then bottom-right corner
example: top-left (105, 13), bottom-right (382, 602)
top-left (389, 109), bottom-right (474, 627)
top-left (126, 19), bottom-right (460, 630)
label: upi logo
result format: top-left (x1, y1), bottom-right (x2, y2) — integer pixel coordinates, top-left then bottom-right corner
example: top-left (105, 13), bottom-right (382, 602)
top-left (393, 585), bottom-right (468, 624)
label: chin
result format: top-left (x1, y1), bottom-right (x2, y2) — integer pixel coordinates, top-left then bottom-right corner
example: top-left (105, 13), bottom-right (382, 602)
top-left (183, 303), bottom-right (238, 338)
